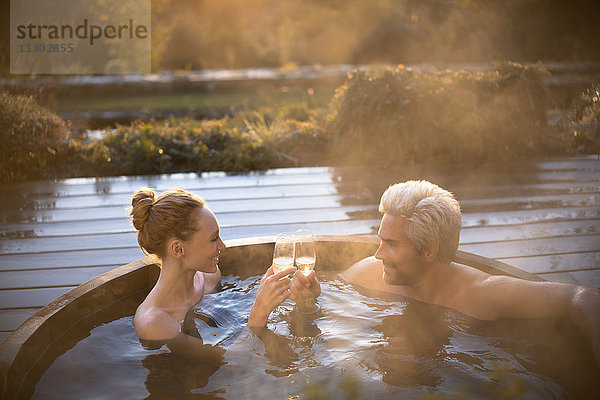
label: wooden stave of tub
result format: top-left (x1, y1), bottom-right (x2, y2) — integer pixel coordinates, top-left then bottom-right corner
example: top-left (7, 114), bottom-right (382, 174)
top-left (0, 235), bottom-right (542, 400)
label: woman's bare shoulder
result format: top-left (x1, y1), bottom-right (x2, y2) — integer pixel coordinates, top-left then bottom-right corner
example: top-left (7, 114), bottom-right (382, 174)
top-left (134, 304), bottom-right (181, 341)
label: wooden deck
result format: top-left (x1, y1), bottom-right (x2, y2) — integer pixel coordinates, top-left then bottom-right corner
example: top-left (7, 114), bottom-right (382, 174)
top-left (1, 155), bottom-right (599, 343)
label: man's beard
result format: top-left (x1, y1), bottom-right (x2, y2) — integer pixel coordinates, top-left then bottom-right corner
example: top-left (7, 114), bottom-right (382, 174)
top-left (382, 261), bottom-right (418, 286)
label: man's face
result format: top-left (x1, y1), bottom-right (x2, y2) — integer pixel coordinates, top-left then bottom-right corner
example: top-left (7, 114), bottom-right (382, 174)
top-left (375, 214), bottom-right (426, 286)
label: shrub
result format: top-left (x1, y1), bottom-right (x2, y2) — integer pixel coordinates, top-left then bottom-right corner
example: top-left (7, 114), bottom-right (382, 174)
top-left (79, 107), bottom-right (330, 176)
top-left (0, 91), bottom-right (69, 182)
top-left (326, 62), bottom-right (563, 167)
top-left (568, 83), bottom-right (600, 153)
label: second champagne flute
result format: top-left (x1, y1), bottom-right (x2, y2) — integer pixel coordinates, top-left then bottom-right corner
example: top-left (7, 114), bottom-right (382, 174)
top-left (294, 229), bottom-right (316, 275)
top-left (272, 233), bottom-right (295, 274)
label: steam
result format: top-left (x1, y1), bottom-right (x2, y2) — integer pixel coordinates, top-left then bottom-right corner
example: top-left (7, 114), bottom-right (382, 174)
top-left (156, 1), bottom-right (600, 70)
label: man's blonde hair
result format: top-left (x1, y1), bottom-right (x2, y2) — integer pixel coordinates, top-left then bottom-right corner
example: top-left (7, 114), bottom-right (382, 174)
top-left (379, 180), bottom-right (462, 263)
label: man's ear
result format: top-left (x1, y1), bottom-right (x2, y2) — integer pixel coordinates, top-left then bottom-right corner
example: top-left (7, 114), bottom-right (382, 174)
top-left (423, 244), bottom-right (439, 262)
top-left (169, 239), bottom-right (184, 258)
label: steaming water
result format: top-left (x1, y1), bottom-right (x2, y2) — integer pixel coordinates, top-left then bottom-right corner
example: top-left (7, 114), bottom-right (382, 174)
top-left (32, 273), bottom-right (597, 400)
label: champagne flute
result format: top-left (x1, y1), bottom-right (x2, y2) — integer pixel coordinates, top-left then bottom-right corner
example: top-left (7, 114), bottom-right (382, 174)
top-left (294, 229), bottom-right (316, 276)
top-left (272, 233), bottom-right (295, 274)
top-left (294, 229), bottom-right (319, 314)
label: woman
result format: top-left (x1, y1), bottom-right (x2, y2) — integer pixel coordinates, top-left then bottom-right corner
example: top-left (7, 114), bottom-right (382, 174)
top-left (130, 188), bottom-right (295, 353)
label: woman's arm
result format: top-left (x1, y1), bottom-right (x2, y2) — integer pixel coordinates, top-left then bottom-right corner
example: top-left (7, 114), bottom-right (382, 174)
top-left (166, 332), bottom-right (225, 365)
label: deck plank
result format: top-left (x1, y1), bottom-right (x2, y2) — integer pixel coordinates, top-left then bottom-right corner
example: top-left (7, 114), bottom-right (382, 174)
top-left (565, 269), bottom-right (600, 288)
top-left (0, 266), bottom-right (118, 290)
top-left (459, 193), bottom-right (600, 211)
top-left (3, 158), bottom-right (598, 199)
top-left (461, 206), bottom-right (600, 227)
top-left (459, 234), bottom-right (600, 261)
top-left (534, 272), bottom-right (580, 285)
top-left (452, 181), bottom-right (600, 201)
top-left (0, 168), bottom-right (336, 198)
top-left (0, 308), bottom-right (37, 331)
top-left (0, 205), bottom-right (377, 237)
top-left (0, 183), bottom-right (340, 212)
top-left (3, 233), bottom-right (598, 273)
top-left (0, 287), bottom-right (76, 309)
top-left (3, 205), bottom-right (599, 238)
top-left (1, 219), bottom-right (381, 255)
top-left (1, 194), bottom-right (351, 224)
top-left (460, 219), bottom-right (600, 244)
top-left (496, 252), bottom-right (600, 274)
top-left (1, 179), bottom-right (597, 220)
top-left (2, 218), bottom-right (598, 255)
top-left (4, 191), bottom-right (599, 225)
top-left (2, 166), bottom-right (598, 214)
top-left (0, 247), bottom-right (145, 271)
top-left (537, 269), bottom-right (600, 287)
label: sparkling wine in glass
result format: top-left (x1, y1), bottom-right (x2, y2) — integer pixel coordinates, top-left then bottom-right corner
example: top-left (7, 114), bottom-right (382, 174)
top-left (272, 233), bottom-right (295, 274)
top-left (294, 229), bottom-right (316, 275)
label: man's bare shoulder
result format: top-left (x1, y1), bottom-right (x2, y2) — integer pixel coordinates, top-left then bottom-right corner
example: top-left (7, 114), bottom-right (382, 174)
top-left (448, 261), bottom-right (491, 282)
top-left (430, 262), bottom-right (492, 315)
top-left (340, 256), bottom-right (404, 294)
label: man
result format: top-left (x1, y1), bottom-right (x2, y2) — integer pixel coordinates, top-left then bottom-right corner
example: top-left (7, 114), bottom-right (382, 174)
top-left (290, 180), bottom-right (600, 366)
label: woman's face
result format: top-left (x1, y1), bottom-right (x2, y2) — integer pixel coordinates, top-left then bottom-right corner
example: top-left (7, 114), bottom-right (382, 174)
top-left (182, 207), bottom-right (226, 273)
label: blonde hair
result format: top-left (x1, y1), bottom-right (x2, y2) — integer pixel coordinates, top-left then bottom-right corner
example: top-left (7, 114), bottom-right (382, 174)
top-left (379, 180), bottom-right (461, 263)
top-left (130, 188), bottom-right (206, 258)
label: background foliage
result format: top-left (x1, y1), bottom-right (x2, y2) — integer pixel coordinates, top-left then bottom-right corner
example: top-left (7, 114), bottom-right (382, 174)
top-left (0, 91), bottom-right (69, 182)
top-left (2, 69), bottom-right (597, 183)
top-left (326, 63), bottom-right (565, 167)
top-left (568, 83), bottom-right (600, 153)
top-left (65, 105), bottom-right (327, 178)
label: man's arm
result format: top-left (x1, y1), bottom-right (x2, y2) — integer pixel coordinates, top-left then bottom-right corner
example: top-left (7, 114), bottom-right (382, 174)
top-left (289, 270), bottom-right (321, 303)
top-left (476, 276), bottom-right (600, 365)
top-left (289, 256), bottom-right (395, 303)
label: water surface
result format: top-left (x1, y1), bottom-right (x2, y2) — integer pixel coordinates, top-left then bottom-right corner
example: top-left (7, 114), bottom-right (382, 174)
top-left (32, 271), bottom-right (598, 399)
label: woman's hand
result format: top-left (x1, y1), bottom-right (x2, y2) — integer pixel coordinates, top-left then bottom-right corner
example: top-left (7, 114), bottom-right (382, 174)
top-left (248, 265), bottom-right (296, 327)
top-left (289, 269), bottom-right (321, 304)
top-left (202, 266), bottom-right (222, 293)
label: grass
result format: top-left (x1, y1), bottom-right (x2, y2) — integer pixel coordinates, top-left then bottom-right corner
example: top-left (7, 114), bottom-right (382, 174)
top-left (56, 87), bottom-right (335, 113)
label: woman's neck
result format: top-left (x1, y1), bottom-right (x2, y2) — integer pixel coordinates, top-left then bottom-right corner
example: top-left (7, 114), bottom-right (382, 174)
top-left (153, 259), bottom-right (198, 309)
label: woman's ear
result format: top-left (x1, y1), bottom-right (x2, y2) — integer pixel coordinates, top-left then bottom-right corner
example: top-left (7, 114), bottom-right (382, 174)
top-left (169, 239), bottom-right (184, 258)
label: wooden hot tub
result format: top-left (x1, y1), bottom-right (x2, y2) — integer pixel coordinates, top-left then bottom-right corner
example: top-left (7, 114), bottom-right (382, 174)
top-left (0, 235), bottom-right (542, 399)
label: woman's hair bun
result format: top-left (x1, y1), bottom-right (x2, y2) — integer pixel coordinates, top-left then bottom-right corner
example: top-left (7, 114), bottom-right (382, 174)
top-left (130, 189), bottom-right (156, 230)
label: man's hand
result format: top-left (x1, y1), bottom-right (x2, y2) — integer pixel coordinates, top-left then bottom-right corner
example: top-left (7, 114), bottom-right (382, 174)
top-left (289, 270), bottom-right (321, 304)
